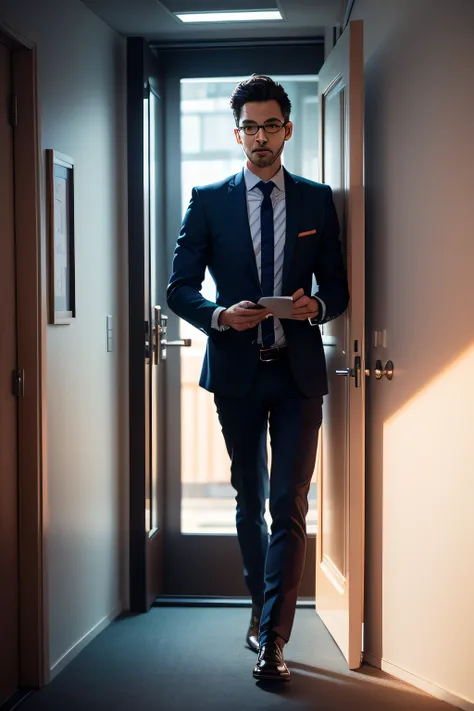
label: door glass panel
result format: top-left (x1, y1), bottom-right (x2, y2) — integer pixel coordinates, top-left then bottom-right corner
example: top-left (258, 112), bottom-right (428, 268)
top-left (149, 88), bottom-right (160, 532)
top-left (143, 93), bottom-right (151, 533)
top-left (179, 76), bottom-right (320, 535)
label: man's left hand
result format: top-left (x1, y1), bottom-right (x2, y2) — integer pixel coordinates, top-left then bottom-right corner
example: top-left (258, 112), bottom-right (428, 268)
top-left (290, 288), bottom-right (319, 320)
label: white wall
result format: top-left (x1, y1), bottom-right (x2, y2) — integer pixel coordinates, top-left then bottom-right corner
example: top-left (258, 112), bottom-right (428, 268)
top-left (0, 0), bottom-right (128, 675)
top-left (351, 1), bottom-right (474, 707)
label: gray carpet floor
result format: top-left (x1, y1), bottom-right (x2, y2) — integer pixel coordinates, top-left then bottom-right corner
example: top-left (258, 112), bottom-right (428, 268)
top-left (20, 607), bottom-right (454, 711)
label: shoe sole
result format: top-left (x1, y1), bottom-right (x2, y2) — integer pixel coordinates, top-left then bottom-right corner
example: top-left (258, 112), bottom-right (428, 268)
top-left (253, 672), bottom-right (290, 682)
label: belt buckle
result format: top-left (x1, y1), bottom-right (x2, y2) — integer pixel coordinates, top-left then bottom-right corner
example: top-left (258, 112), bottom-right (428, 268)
top-left (260, 347), bottom-right (279, 362)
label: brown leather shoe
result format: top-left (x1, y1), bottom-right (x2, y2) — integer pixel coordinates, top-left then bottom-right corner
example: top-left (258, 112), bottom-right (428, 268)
top-left (246, 614), bottom-right (260, 653)
top-left (253, 642), bottom-right (290, 681)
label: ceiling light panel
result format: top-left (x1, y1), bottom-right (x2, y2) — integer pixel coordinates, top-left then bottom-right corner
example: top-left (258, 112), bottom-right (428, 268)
top-left (175, 10), bottom-right (283, 23)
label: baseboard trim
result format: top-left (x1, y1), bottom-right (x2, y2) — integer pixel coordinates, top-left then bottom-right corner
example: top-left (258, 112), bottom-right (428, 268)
top-left (49, 601), bottom-right (125, 681)
top-left (153, 595), bottom-right (315, 609)
top-left (364, 653), bottom-right (474, 711)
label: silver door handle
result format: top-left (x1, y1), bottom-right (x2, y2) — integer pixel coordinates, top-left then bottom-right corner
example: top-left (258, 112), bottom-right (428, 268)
top-left (336, 367), bottom-right (371, 376)
top-left (151, 306), bottom-right (192, 364)
top-left (162, 339), bottom-right (191, 347)
top-left (335, 355), bottom-right (369, 388)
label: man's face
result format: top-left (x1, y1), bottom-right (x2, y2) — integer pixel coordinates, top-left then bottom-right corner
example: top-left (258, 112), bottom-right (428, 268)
top-left (234, 99), bottom-right (293, 169)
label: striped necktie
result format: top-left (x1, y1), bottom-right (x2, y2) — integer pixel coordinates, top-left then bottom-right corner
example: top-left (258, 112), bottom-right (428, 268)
top-left (256, 180), bottom-right (275, 348)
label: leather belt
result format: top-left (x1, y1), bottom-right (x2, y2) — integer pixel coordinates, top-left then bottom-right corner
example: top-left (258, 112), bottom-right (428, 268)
top-left (259, 346), bottom-right (288, 363)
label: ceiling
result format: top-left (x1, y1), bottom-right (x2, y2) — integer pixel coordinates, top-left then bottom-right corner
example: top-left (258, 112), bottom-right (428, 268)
top-left (80, 0), bottom-right (348, 44)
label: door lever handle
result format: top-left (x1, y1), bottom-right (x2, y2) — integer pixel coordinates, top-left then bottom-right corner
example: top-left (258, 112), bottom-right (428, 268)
top-left (336, 355), bottom-right (369, 388)
top-left (150, 306), bottom-right (193, 364)
top-left (162, 339), bottom-right (192, 347)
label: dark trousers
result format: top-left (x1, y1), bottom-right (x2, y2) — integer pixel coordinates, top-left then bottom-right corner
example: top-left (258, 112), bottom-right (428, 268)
top-left (214, 357), bottom-right (322, 645)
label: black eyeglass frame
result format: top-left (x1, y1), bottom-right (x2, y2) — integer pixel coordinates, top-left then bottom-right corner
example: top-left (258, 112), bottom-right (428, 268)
top-left (236, 121), bottom-right (289, 136)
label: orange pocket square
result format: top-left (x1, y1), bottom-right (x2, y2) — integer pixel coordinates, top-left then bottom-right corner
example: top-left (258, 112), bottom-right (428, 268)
top-left (298, 229), bottom-right (317, 238)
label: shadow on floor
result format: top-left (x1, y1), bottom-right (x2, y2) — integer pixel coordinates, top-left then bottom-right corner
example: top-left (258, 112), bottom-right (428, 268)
top-left (18, 607), bottom-right (454, 711)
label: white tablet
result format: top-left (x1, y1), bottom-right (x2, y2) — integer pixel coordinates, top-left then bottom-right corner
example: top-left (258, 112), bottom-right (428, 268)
top-left (257, 296), bottom-right (295, 319)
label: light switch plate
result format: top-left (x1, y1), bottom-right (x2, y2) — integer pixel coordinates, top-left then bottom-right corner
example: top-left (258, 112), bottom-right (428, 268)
top-left (107, 315), bottom-right (113, 352)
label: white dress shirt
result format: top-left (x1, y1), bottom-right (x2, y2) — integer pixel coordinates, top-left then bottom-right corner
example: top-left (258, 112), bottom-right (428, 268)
top-left (211, 165), bottom-right (326, 341)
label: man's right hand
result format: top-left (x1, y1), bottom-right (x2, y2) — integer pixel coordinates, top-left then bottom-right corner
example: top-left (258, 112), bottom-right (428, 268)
top-left (219, 301), bottom-right (271, 332)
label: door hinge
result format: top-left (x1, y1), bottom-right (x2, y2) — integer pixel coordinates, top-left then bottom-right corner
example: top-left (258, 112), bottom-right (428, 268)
top-left (10, 93), bottom-right (18, 127)
top-left (12, 369), bottom-right (25, 398)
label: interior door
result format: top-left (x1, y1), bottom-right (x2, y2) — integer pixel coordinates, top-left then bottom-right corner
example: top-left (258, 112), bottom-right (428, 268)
top-left (0, 40), bottom-right (20, 704)
top-left (127, 38), bottom-right (167, 612)
top-left (316, 20), bottom-right (366, 669)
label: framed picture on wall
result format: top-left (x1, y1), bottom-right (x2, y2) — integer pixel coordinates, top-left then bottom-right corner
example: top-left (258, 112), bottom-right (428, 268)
top-left (46, 149), bottom-right (76, 325)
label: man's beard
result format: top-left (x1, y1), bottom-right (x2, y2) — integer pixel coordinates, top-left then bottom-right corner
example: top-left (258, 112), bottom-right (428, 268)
top-left (246, 140), bottom-right (285, 168)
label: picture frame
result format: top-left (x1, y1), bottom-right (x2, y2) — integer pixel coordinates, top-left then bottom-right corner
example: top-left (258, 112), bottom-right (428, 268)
top-left (46, 149), bottom-right (76, 324)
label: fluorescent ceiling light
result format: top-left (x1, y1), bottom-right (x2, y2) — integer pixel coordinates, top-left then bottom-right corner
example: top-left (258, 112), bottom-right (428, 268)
top-left (175, 10), bottom-right (283, 23)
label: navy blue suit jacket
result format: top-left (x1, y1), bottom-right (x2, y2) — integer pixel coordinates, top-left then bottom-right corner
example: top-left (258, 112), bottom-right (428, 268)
top-left (167, 168), bottom-right (349, 398)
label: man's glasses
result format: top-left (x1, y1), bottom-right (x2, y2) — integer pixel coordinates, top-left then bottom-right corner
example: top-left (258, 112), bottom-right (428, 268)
top-left (237, 121), bottom-right (288, 136)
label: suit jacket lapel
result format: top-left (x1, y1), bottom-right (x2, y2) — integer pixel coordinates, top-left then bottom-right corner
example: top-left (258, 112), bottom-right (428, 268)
top-left (282, 169), bottom-right (299, 293)
top-left (228, 169), bottom-right (261, 293)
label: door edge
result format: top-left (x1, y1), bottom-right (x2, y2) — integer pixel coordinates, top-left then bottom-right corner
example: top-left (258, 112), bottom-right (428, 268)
top-left (3, 25), bottom-right (49, 687)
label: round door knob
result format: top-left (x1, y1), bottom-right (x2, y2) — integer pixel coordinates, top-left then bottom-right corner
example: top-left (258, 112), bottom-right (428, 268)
top-left (375, 359), bottom-right (383, 379)
top-left (375, 359), bottom-right (394, 380)
top-left (385, 360), bottom-right (394, 380)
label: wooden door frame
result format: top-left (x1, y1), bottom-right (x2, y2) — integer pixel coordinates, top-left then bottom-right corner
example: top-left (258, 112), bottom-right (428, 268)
top-left (0, 22), bottom-right (48, 688)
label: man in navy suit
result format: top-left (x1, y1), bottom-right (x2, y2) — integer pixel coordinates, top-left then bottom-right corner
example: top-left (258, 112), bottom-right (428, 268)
top-left (167, 75), bottom-right (349, 681)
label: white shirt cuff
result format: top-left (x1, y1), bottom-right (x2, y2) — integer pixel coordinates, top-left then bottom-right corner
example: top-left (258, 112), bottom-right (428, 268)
top-left (212, 306), bottom-right (229, 331)
top-left (309, 296), bottom-right (326, 325)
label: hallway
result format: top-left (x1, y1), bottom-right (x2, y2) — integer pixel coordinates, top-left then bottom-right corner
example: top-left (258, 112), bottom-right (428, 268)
top-left (2, 0), bottom-right (474, 708)
top-left (19, 607), bottom-right (452, 711)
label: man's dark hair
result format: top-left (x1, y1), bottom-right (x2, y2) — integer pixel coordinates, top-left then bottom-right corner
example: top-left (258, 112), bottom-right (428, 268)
top-left (229, 75), bottom-right (292, 125)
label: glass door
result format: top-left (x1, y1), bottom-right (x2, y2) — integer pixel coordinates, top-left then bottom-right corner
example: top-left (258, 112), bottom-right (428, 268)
top-left (163, 52), bottom-right (324, 597)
